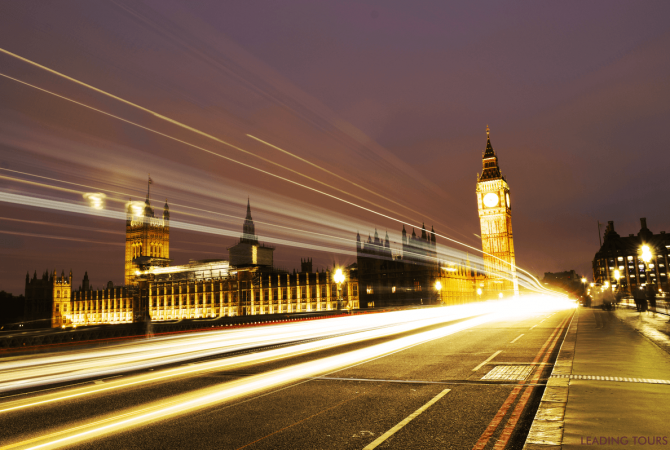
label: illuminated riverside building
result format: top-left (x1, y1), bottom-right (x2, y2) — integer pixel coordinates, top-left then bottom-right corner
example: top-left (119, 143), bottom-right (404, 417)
top-left (476, 126), bottom-right (519, 298)
top-left (592, 218), bottom-right (670, 294)
top-left (356, 226), bottom-right (486, 307)
top-left (39, 196), bottom-right (359, 327)
top-left (124, 182), bottom-right (170, 285)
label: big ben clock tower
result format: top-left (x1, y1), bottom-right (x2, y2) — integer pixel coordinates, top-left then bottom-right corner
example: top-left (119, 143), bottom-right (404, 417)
top-left (476, 126), bottom-right (519, 298)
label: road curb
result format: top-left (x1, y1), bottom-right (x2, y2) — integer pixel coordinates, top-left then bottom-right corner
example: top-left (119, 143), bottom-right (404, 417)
top-left (522, 308), bottom-right (579, 450)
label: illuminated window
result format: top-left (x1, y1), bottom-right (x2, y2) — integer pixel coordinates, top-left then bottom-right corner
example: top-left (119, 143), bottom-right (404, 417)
top-left (414, 281), bottom-right (421, 291)
top-left (392, 286), bottom-right (396, 293)
top-left (628, 256), bottom-right (634, 260)
top-left (617, 257), bottom-right (623, 261)
top-left (353, 284), bottom-right (358, 296)
top-left (366, 286), bottom-right (373, 294)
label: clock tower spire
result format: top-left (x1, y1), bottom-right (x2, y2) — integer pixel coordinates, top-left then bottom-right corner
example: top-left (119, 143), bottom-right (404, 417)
top-left (475, 126), bottom-right (519, 298)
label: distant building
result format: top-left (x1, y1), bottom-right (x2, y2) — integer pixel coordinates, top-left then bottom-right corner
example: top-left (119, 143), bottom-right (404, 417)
top-left (542, 270), bottom-right (582, 294)
top-left (476, 126), bottom-right (519, 298)
top-left (356, 226), bottom-right (486, 308)
top-left (593, 218), bottom-right (669, 294)
top-left (32, 189), bottom-right (360, 327)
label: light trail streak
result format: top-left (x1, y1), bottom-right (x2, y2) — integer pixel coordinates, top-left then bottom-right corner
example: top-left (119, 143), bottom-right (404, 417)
top-left (0, 169), bottom-right (362, 251)
top-left (0, 55), bottom-right (552, 293)
top-left (0, 304), bottom-right (490, 395)
top-left (247, 134), bottom-right (438, 226)
top-left (0, 298), bottom-right (573, 417)
top-left (0, 64), bottom-right (412, 223)
top-left (0, 299), bottom-right (575, 449)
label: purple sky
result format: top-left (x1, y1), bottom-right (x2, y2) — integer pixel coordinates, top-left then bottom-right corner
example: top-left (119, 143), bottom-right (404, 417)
top-left (1, 1), bottom-right (669, 294)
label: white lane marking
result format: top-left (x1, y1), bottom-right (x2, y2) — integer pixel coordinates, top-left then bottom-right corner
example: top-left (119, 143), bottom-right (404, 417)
top-left (472, 350), bottom-right (502, 371)
top-left (530, 325), bottom-right (537, 329)
top-left (362, 389), bottom-right (451, 449)
top-left (510, 334), bottom-right (524, 344)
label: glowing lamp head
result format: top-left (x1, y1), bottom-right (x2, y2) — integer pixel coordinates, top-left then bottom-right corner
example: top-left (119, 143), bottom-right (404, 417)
top-left (435, 281), bottom-right (442, 291)
top-left (476, 288), bottom-right (482, 296)
top-left (498, 293), bottom-right (503, 299)
top-left (334, 268), bottom-right (345, 284)
top-left (581, 278), bottom-right (587, 284)
top-left (613, 270), bottom-right (620, 280)
top-left (640, 245), bottom-right (652, 263)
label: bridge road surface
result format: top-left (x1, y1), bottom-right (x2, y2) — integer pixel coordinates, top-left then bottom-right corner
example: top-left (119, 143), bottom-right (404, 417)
top-left (0, 304), bottom-right (573, 450)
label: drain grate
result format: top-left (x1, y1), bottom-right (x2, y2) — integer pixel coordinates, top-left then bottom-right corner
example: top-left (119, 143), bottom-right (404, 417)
top-left (551, 374), bottom-right (670, 385)
top-left (482, 365), bottom-right (533, 381)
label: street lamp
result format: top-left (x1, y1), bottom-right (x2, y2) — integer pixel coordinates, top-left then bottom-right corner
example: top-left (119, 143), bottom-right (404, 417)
top-left (435, 280), bottom-right (444, 305)
top-left (640, 245), bottom-right (653, 289)
top-left (334, 268), bottom-right (345, 311)
top-left (613, 269), bottom-right (620, 291)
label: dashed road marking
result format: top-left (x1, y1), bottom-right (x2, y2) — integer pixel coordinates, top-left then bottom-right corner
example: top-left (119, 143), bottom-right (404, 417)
top-left (510, 334), bottom-right (524, 344)
top-left (473, 350), bottom-right (502, 371)
top-left (362, 389), bottom-right (451, 449)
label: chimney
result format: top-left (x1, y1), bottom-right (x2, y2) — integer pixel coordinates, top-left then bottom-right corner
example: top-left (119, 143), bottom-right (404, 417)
top-left (640, 218), bottom-right (648, 229)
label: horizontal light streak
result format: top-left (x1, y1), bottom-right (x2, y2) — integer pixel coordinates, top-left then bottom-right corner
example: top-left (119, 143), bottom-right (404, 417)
top-left (0, 298), bottom-right (575, 449)
top-left (0, 67), bottom-right (552, 294)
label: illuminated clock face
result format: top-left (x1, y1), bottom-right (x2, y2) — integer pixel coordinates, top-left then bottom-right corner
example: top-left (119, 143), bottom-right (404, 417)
top-left (506, 193), bottom-right (510, 207)
top-left (483, 192), bottom-right (499, 208)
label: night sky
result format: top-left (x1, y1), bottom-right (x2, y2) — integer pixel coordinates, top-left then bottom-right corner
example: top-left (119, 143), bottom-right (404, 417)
top-left (1, 1), bottom-right (669, 294)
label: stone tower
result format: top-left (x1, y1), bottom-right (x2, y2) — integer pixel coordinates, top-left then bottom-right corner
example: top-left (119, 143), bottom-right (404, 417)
top-left (124, 177), bottom-right (170, 284)
top-left (51, 269), bottom-right (72, 328)
top-left (475, 126), bottom-right (519, 298)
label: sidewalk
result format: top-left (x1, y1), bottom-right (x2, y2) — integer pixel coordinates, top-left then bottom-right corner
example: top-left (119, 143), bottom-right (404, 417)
top-left (524, 307), bottom-right (670, 449)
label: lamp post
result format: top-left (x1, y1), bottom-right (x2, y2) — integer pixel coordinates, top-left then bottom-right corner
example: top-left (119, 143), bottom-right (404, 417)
top-left (334, 268), bottom-right (345, 311)
top-left (613, 270), bottom-right (620, 292)
top-left (435, 280), bottom-right (442, 305)
top-left (640, 245), bottom-right (652, 289)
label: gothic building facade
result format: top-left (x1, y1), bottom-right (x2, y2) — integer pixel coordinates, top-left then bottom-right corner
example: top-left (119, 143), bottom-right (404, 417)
top-left (356, 225), bottom-right (485, 307)
top-left (34, 186), bottom-right (359, 327)
top-left (124, 183), bottom-right (170, 285)
top-left (592, 218), bottom-right (669, 293)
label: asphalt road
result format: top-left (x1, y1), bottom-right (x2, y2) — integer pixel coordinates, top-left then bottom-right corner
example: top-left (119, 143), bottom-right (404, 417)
top-left (0, 300), bottom-right (574, 450)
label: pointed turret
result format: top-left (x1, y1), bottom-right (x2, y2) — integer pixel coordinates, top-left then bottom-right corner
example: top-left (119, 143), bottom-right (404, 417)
top-left (431, 226), bottom-right (436, 244)
top-left (479, 125), bottom-right (503, 182)
top-left (384, 231), bottom-right (390, 248)
top-left (402, 225), bottom-right (407, 244)
top-left (356, 231), bottom-right (361, 251)
top-left (241, 198), bottom-right (258, 244)
top-left (374, 229), bottom-right (379, 245)
top-left (163, 199), bottom-right (170, 221)
top-left (421, 223), bottom-right (427, 240)
top-left (411, 228), bottom-right (416, 238)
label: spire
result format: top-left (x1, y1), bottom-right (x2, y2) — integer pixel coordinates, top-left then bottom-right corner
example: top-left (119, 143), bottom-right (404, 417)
top-left (163, 198), bottom-right (170, 221)
top-left (421, 223), bottom-right (427, 240)
top-left (431, 226), bottom-right (436, 243)
top-left (411, 228), bottom-right (416, 238)
top-left (384, 231), bottom-right (390, 248)
top-left (241, 198), bottom-right (257, 244)
top-left (479, 125), bottom-right (502, 181)
top-left (484, 125), bottom-right (495, 158)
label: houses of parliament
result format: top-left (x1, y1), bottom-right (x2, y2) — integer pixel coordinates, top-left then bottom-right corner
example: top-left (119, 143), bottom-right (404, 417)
top-left (23, 127), bottom-right (519, 328)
